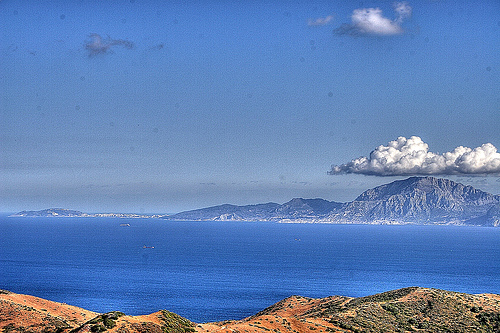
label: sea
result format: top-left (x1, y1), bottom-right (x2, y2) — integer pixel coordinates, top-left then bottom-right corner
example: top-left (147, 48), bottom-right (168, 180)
top-left (1, 215), bottom-right (500, 323)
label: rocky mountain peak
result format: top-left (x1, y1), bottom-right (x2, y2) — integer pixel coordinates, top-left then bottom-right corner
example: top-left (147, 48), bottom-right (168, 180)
top-left (355, 176), bottom-right (497, 205)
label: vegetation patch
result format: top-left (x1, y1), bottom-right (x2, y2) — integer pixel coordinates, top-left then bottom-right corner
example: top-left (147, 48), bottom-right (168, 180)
top-left (158, 310), bottom-right (196, 332)
top-left (74, 311), bottom-right (125, 332)
top-left (347, 287), bottom-right (419, 308)
top-left (477, 312), bottom-right (500, 330)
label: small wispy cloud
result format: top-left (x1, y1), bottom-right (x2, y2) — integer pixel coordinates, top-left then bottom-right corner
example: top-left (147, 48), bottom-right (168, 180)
top-left (393, 2), bottom-right (412, 24)
top-left (84, 33), bottom-right (134, 57)
top-left (308, 15), bottom-right (334, 27)
top-left (329, 136), bottom-right (500, 176)
top-left (149, 43), bottom-right (165, 51)
top-left (334, 2), bottom-right (412, 36)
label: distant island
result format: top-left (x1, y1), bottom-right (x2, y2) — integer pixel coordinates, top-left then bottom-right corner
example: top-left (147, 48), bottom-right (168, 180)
top-left (11, 176), bottom-right (500, 226)
top-left (2, 287), bottom-right (500, 332)
top-left (10, 208), bottom-right (163, 219)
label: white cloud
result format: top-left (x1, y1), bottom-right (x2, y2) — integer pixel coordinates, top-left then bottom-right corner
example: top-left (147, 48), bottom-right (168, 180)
top-left (393, 1), bottom-right (412, 23)
top-left (84, 33), bottom-right (134, 57)
top-left (308, 15), bottom-right (334, 26)
top-left (329, 136), bottom-right (500, 176)
top-left (351, 8), bottom-right (402, 35)
top-left (335, 2), bottom-right (411, 36)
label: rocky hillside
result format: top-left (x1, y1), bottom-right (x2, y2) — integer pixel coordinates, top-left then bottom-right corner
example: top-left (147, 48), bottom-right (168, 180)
top-left (327, 176), bottom-right (500, 224)
top-left (465, 203), bottom-right (500, 227)
top-left (166, 202), bottom-right (281, 221)
top-left (167, 198), bottom-right (342, 221)
top-left (2, 288), bottom-right (500, 333)
top-left (166, 177), bottom-right (500, 225)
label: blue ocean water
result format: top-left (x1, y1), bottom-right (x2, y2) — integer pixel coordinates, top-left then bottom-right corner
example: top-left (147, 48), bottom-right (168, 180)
top-left (1, 215), bottom-right (499, 323)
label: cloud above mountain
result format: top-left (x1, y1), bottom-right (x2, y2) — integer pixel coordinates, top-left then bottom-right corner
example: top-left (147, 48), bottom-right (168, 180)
top-left (84, 33), bottom-right (134, 57)
top-left (329, 136), bottom-right (500, 176)
top-left (335, 2), bottom-right (411, 36)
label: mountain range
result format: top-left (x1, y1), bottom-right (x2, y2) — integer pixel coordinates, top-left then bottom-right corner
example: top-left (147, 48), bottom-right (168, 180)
top-left (165, 177), bottom-right (500, 226)
top-left (11, 177), bottom-right (500, 226)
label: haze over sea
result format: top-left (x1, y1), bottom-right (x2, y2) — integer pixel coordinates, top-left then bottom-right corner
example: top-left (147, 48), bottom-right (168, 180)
top-left (1, 215), bottom-right (500, 323)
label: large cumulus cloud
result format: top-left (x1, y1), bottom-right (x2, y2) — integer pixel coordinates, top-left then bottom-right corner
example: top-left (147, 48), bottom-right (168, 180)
top-left (335, 2), bottom-right (411, 36)
top-left (329, 136), bottom-right (500, 176)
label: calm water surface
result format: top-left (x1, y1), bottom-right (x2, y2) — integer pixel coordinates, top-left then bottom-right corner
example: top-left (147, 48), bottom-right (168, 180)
top-left (1, 215), bottom-right (499, 322)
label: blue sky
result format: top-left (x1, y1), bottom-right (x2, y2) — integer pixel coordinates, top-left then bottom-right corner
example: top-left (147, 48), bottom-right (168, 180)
top-left (1, 0), bottom-right (499, 213)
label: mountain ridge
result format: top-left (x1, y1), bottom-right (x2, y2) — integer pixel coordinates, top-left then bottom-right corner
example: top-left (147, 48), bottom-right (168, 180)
top-left (11, 177), bottom-right (500, 226)
top-left (2, 287), bottom-right (500, 332)
top-left (165, 176), bottom-right (500, 225)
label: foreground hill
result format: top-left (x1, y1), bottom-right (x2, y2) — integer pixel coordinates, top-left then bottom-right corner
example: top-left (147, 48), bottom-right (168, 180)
top-left (2, 287), bottom-right (500, 332)
top-left (0, 289), bottom-right (97, 332)
top-left (166, 177), bottom-right (500, 225)
top-left (0, 289), bottom-right (195, 333)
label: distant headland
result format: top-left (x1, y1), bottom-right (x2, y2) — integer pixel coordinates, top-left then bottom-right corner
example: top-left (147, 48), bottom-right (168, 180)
top-left (10, 208), bottom-right (163, 219)
top-left (10, 176), bottom-right (500, 226)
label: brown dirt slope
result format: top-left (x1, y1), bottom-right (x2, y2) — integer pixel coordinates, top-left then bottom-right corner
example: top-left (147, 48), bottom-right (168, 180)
top-left (2, 287), bottom-right (500, 333)
top-left (70, 310), bottom-right (196, 333)
top-left (0, 289), bottom-right (97, 332)
top-left (198, 287), bottom-right (500, 333)
top-left (0, 290), bottom-right (196, 333)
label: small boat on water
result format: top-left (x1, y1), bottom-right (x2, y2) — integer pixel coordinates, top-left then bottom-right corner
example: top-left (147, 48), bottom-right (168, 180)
top-left (143, 246), bottom-right (155, 249)
top-left (120, 223), bottom-right (131, 227)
